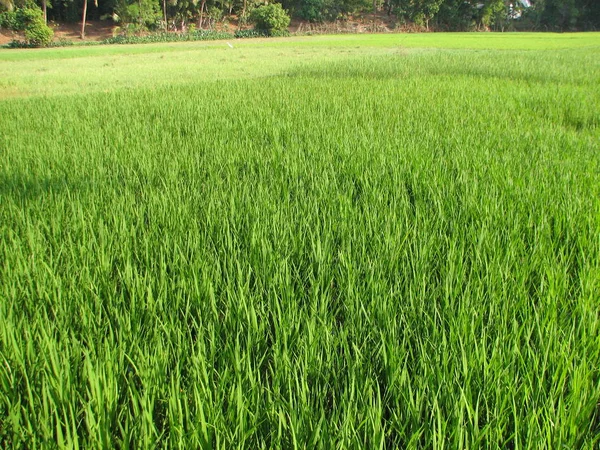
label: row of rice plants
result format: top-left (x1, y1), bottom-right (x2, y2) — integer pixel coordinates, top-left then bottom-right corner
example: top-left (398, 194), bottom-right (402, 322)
top-left (0, 42), bottom-right (599, 447)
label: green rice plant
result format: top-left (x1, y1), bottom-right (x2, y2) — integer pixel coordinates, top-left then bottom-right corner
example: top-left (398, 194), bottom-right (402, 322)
top-left (0, 33), bottom-right (599, 448)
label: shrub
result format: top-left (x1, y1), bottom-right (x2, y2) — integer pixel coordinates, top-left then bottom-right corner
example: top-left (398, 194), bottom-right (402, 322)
top-left (269, 29), bottom-right (290, 37)
top-left (101, 30), bottom-right (233, 45)
top-left (18, 8), bottom-right (53, 46)
top-left (7, 39), bottom-right (32, 48)
top-left (1, 7), bottom-right (53, 47)
top-left (1, 7), bottom-right (40, 31)
top-left (249, 3), bottom-right (290, 34)
top-left (24, 19), bottom-right (53, 46)
top-left (234, 28), bottom-right (268, 38)
top-left (0, 11), bottom-right (19, 30)
top-left (16, 7), bottom-right (42, 27)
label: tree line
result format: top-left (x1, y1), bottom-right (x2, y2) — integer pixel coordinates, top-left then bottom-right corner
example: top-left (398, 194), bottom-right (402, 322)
top-left (1, 0), bottom-right (599, 40)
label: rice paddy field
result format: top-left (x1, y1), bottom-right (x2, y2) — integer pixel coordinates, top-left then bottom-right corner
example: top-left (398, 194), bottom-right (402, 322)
top-left (1, 32), bottom-right (600, 448)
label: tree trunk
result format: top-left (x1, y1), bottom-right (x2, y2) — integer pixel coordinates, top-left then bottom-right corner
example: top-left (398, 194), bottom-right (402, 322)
top-left (198, 0), bottom-right (206, 28)
top-left (163, 0), bottom-right (167, 30)
top-left (372, 0), bottom-right (376, 13)
top-left (81, 0), bottom-right (87, 39)
top-left (242, 0), bottom-right (246, 18)
top-left (42, 0), bottom-right (47, 24)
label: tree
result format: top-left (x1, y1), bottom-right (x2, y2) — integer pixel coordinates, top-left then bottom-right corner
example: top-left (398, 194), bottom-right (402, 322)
top-left (115, 0), bottom-right (161, 32)
top-left (476, 0), bottom-right (505, 29)
top-left (250, 2), bottom-right (289, 33)
top-left (540, 0), bottom-right (576, 29)
top-left (421, 0), bottom-right (443, 29)
top-left (391, 0), bottom-right (444, 29)
top-left (81, 0), bottom-right (97, 38)
top-left (297, 0), bottom-right (336, 22)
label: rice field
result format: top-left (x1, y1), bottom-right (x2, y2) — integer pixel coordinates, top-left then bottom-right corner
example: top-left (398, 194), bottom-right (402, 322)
top-left (1, 33), bottom-right (599, 448)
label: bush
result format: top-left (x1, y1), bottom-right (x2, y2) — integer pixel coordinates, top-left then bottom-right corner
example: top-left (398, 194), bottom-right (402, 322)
top-left (17, 7), bottom-right (53, 46)
top-left (0, 7), bottom-right (53, 47)
top-left (16, 7), bottom-right (42, 27)
top-left (234, 29), bottom-right (268, 38)
top-left (0, 11), bottom-right (19, 30)
top-left (269, 29), bottom-right (290, 37)
top-left (249, 3), bottom-right (290, 34)
top-left (102, 30), bottom-right (233, 45)
top-left (1, 8), bottom-right (40, 31)
top-left (7, 39), bottom-right (32, 48)
top-left (24, 19), bottom-right (53, 46)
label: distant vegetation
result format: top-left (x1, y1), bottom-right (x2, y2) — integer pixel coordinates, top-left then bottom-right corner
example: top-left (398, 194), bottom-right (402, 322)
top-left (1, 33), bottom-right (599, 448)
top-left (0, 6), bottom-right (53, 46)
top-left (1, 0), bottom-right (600, 47)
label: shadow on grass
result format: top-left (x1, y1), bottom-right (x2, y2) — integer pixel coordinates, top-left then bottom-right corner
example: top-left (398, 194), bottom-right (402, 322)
top-left (0, 173), bottom-right (82, 200)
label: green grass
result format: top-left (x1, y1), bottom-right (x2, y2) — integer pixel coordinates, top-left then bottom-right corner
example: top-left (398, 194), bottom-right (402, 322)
top-left (1, 33), bottom-right (599, 448)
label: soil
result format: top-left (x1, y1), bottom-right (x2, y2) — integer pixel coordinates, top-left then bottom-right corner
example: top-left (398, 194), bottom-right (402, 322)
top-left (289, 13), bottom-right (400, 34)
top-left (0, 20), bottom-right (115, 45)
top-left (0, 13), bottom-right (405, 46)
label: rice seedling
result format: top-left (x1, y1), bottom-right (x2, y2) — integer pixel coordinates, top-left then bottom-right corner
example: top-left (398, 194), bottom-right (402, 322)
top-left (0, 33), bottom-right (599, 448)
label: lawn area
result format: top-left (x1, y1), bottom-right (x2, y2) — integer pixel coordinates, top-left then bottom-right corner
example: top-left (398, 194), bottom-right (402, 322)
top-left (1, 33), bottom-right (599, 448)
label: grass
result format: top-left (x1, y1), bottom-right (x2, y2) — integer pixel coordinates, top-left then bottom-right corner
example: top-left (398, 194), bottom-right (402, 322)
top-left (1, 33), bottom-right (599, 448)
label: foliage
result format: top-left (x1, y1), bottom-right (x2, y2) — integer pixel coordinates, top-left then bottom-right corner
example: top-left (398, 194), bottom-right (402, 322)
top-left (298, 0), bottom-right (333, 22)
top-left (1, 6), bottom-right (36, 30)
top-left (5, 0), bottom-right (596, 33)
top-left (23, 8), bottom-right (53, 46)
top-left (0, 10), bottom-right (18, 28)
top-left (1, 34), bottom-right (600, 448)
top-left (477, 0), bottom-right (505, 27)
top-left (267, 28), bottom-right (289, 36)
top-left (536, 0), bottom-right (600, 30)
top-left (391, 0), bottom-right (444, 28)
top-left (0, 0), bottom-right (13, 11)
top-left (103, 28), bottom-right (231, 43)
top-left (386, 0), bottom-right (600, 30)
top-left (24, 18), bottom-right (53, 45)
top-left (116, 0), bottom-right (161, 30)
top-left (234, 27), bottom-right (268, 37)
top-left (206, 4), bottom-right (222, 24)
top-left (1, 6), bottom-right (54, 46)
top-left (249, 3), bottom-right (290, 33)
top-left (4, 0), bottom-right (600, 34)
top-left (2, 27), bottom-right (292, 48)
top-left (6, 38), bottom-right (31, 46)
top-left (297, 0), bottom-right (366, 22)
top-left (434, 0), bottom-right (475, 30)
